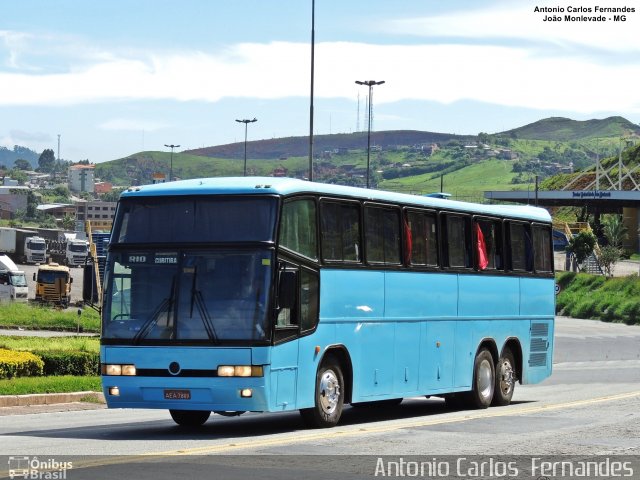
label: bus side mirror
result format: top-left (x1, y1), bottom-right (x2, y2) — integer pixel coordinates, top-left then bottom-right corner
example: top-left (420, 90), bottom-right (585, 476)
top-left (278, 270), bottom-right (297, 310)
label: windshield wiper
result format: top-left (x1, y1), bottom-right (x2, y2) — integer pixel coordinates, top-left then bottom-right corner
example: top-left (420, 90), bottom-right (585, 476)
top-left (133, 276), bottom-right (176, 344)
top-left (189, 266), bottom-right (218, 342)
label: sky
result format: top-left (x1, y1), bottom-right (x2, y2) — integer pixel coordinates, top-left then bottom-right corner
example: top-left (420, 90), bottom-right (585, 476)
top-left (1, 0), bottom-right (639, 163)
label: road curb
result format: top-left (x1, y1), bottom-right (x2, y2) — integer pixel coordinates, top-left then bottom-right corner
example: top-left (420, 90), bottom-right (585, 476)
top-left (0, 391), bottom-right (105, 408)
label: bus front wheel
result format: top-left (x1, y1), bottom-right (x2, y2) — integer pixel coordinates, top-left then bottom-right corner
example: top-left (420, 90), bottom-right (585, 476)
top-left (169, 409), bottom-right (211, 427)
top-left (463, 349), bottom-right (495, 409)
top-left (300, 359), bottom-right (344, 428)
top-left (492, 349), bottom-right (516, 406)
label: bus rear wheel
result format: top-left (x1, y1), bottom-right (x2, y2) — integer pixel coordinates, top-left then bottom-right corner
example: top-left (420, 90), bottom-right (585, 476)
top-left (169, 409), bottom-right (211, 427)
top-left (300, 359), bottom-right (344, 428)
top-left (492, 349), bottom-right (516, 406)
top-left (462, 349), bottom-right (495, 409)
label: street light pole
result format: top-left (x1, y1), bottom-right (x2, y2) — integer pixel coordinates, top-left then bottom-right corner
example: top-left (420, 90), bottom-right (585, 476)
top-left (164, 144), bottom-right (180, 182)
top-left (355, 80), bottom-right (385, 188)
top-left (236, 118), bottom-right (257, 176)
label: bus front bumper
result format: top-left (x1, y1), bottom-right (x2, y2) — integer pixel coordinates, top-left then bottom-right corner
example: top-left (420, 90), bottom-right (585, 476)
top-left (101, 375), bottom-right (268, 412)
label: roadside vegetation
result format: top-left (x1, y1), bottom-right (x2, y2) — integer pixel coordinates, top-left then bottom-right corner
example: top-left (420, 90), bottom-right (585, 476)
top-left (0, 303), bottom-right (100, 333)
top-left (0, 375), bottom-right (100, 395)
top-left (556, 272), bottom-right (640, 325)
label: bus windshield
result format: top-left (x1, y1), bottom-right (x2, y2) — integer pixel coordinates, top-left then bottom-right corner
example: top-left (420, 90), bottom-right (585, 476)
top-left (103, 250), bottom-right (273, 343)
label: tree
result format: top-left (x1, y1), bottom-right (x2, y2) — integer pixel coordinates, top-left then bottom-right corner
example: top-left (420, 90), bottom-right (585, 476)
top-left (14, 159), bottom-right (31, 170)
top-left (597, 215), bottom-right (628, 277)
top-left (567, 231), bottom-right (596, 266)
top-left (61, 214), bottom-right (76, 231)
top-left (26, 190), bottom-right (38, 219)
top-left (598, 245), bottom-right (621, 277)
top-left (38, 149), bottom-right (56, 173)
top-left (602, 215), bottom-right (628, 248)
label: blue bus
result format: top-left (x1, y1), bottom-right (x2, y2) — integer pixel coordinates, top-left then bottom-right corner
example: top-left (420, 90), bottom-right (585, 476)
top-left (98, 177), bottom-right (554, 428)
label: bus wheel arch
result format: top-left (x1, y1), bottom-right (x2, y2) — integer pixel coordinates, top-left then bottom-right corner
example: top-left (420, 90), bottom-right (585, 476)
top-left (463, 340), bottom-right (498, 409)
top-left (300, 346), bottom-right (351, 428)
top-left (318, 346), bottom-right (353, 404)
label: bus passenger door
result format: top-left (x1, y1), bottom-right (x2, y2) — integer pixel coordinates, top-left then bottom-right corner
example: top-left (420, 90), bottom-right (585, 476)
top-left (271, 263), bottom-right (321, 411)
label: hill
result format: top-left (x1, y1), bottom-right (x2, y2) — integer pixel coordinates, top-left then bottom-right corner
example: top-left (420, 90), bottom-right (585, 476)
top-left (500, 116), bottom-right (640, 141)
top-left (0, 146), bottom-right (39, 169)
top-left (94, 116), bottom-right (640, 200)
top-left (186, 130), bottom-right (474, 160)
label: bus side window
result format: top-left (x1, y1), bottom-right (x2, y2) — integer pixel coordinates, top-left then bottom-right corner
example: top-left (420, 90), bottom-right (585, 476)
top-left (445, 215), bottom-right (471, 268)
top-left (406, 211), bottom-right (438, 267)
top-left (509, 222), bottom-right (533, 272)
top-left (280, 199), bottom-right (318, 260)
top-left (364, 206), bottom-right (401, 265)
top-left (474, 219), bottom-right (503, 271)
top-left (276, 267), bottom-right (319, 333)
top-left (320, 201), bottom-right (361, 263)
top-left (533, 225), bottom-right (553, 273)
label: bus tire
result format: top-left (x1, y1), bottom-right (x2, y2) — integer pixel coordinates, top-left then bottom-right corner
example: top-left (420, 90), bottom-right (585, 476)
top-left (462, 349), bottom-right (495, 409)
top-left (492, 349), bottom-right (516, 406)
top-left (169, 409), bottom-right (211, 427)
top-left (300, 360), bottom-right (344, 428)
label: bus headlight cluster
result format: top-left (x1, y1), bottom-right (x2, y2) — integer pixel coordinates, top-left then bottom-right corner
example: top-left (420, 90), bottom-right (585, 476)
top-left (217, 365), bottom-right (263, 377)
top-left (102, 364), bottom-right (137, 376)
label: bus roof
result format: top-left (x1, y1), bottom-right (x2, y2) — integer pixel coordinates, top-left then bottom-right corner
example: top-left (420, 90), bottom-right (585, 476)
top-left (122, 177), bottom-right (551, 223)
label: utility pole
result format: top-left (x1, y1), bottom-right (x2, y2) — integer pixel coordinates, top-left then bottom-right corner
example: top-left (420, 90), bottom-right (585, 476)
top-left (355, 80), bottom-right (385, 189)
top-left (164, 144), bottom-right (180, 182)
top-left (235, 119), bottom-right (257, 176)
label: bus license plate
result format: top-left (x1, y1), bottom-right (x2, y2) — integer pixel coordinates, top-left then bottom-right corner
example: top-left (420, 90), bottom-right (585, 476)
top-left (164, 389), bottom-right (191, 400)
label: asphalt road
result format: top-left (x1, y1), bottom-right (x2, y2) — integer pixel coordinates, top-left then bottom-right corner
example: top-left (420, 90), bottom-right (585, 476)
top-left (1, 317), bottom-right (639, 478)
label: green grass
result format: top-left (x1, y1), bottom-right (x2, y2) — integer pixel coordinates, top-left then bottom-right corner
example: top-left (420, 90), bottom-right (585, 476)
top-left (0, 336), bottom-right (99, 353)
top-left (556, 272), bottom-right (640, 324)
top-left (379, 159), bottom-right (525, 201)
top-left (0, 375), bottom-right (101, 395)
top-left (0, 303), bottom-right (100, 332)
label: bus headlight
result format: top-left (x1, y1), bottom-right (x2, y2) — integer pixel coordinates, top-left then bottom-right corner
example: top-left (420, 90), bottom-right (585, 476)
top-left (102, 364), bottom-right (136, 376)
top-left (217, 366), bottom-right (264, 377)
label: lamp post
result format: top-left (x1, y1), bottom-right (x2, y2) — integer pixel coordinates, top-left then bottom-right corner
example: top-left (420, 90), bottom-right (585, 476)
top-left (355, 80), bottom-right (385, 188)
top-left (164, 144), bottom-right (180, 182)
top-left (308, 0), bottom-right (315, 182)
top-left (236, 118), bottom-right (257, 176)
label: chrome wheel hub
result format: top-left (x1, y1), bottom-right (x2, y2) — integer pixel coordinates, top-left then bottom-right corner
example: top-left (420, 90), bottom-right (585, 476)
top-left (499, 359), bottom-right (515, 396)
top-left (319, 369), bottom-right (340, 414)
top-left (478, 359), bottom-right (493, 400)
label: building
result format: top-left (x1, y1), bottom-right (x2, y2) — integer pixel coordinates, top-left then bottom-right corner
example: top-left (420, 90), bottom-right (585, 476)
top-left (75, 199), bottom-right (117, 230)
top-left (152, 173), bottom-right (166, 184)
top-left (94, 181), bottom-right (113, 194)
top-left (68, 165), bottom-right (95, 193)
top-left (0, 185), bottom-right (29, 219)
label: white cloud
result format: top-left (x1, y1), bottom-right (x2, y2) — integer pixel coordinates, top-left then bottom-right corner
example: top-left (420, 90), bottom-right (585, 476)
top-left (99, 118), bottom-right (168, 132)
top-left (383, 3), bottom-right (640, 54)
top-left (0, 39), bottom-right (639, 115)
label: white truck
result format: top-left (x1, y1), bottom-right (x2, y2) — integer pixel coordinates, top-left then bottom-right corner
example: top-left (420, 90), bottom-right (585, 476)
top-left (0, 254), bottom-right (28, 302)
top-left (0, 227), bottom-right (47, 264)
top-left (65, 238), bottom-right (89, 267)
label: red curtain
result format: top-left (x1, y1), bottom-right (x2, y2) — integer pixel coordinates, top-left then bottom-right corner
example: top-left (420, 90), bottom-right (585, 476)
top-left (476, 223), bottom-right (489, 270)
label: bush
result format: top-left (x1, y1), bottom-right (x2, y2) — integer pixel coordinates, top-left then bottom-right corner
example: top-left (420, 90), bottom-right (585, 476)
top-left (0, 348), bottom-right (44, 379)
top-left (33, 350), bottom-right (100, 376)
